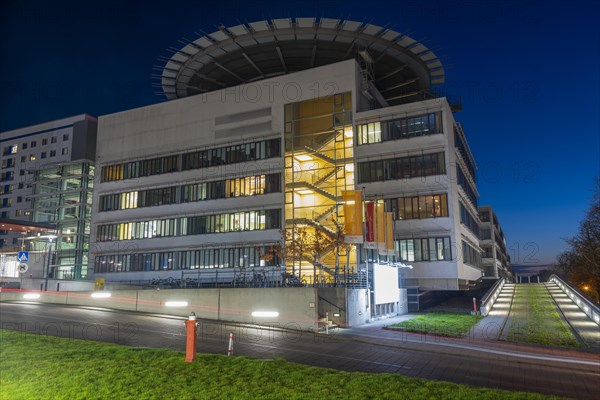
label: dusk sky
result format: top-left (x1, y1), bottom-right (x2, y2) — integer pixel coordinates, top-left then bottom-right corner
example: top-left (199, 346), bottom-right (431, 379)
top-left (1, 0), bottom-right (599, 264)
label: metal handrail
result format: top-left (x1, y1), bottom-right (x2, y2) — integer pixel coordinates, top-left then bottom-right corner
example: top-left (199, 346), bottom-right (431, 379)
top-left (480, 277), bottom-right (505, 316)
top-left (548, 274), bottom-right (600, 325)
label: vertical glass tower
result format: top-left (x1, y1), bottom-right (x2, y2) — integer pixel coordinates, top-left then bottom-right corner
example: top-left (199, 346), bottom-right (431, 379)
top-left (31, 161), bottom-right (94, 279)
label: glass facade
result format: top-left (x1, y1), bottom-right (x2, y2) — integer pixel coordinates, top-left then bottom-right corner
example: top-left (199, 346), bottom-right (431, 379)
top-left (357, 152), bottom-right (445, 183)
top-left (31, 162), bottom-right (94, 279)
top-left (462, 240), bottom-right (482, 268)
top-left (397, 237), bottom-right (452, 262)
top-left (99, 173), bottom-right (281, 212)
top-left (357, 112), bottom-right (442, 145)
top-left (385, 193), bottom-right (448, 220)
top-left (96, 209), bottom-right (281, 241)
top-left (456, 165), bottom-right (478, 207)
top-left (94, 245), bottom-right (280, 273)
top-left (101, 138), bottom-right (281, 182)
top-left (459, 202), bottom-right (480, 237)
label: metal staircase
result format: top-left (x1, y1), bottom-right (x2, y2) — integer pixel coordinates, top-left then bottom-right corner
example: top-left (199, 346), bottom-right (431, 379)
top-left (286, 181), bottom-right (340, 202)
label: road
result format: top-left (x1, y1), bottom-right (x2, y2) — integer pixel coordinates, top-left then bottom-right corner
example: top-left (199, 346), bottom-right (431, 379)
top-left (1, 301), bottom-right (599, 399)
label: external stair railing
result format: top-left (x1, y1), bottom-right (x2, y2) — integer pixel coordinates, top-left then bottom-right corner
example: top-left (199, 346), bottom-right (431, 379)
top-left (480, 277), bottom-right (506, 316)
top-left (549, 274), bottom-right (600, 326)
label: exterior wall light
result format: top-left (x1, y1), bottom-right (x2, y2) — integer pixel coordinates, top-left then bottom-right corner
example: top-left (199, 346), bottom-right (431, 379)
top-left (91, 292), bottom-right (111, 298)
top-left (23, 293), bottom-right (41, 300)
top-left (165, 301), bottom-right (188, 307)
top-left (251, 311), bottom-right (279, 317)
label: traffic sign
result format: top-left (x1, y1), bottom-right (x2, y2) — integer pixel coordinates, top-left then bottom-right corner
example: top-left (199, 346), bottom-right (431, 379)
top-left (18, 251), bottom-right (29, 262)
top-left (18, 263), bottom-right (29, 273)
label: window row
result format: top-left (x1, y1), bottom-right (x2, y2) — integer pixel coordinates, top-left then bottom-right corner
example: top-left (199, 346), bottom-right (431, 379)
top-left (385, 193), bottom-right (448, 220)
top-left (94, 246), bottom-right (280, 273)
top-left (480, 228), bottom-right (492, 240)
top-left (459, 203), bottom-right (480, 237)
top-left (96, 209), bottom-right (282, 241)
top-left (99, 174), bottom-right (281, 212)
top-left (101, 138), bottom-right (281, 182)
top-left (462, 241), bottom-right (482, 268)
top-left (3, 136), bottom-right (68, 155)
top-left (182, 139), bottom-right (280, 170)
top-left (357, 112), bottom-right (441, 145)
top-left (357, 152), bottom-right (446, 183)
top-left (456, 165), bottom-right (478, 207)
top-left (397, 237), bottom-right (452, 262)
top-left (454, 129), bottom-right (476, 180)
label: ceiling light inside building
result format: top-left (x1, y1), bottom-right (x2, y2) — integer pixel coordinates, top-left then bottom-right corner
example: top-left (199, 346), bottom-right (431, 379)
top-left (294, 155), bottom-right (312, 161)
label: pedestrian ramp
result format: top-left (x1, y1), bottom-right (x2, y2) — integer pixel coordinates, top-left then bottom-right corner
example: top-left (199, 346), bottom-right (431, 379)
top-left (487, 283), bottom-right (515, 317)
top-left (469, 283), bottom-right (515, 341)
top-left (545, 279), bottom-right (600, 351)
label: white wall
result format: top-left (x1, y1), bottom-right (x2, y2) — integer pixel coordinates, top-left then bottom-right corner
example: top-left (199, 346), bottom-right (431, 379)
top-left (90, 60), bottom-right (359, 276)
top-left (0, 287), bottom-right (320, 331)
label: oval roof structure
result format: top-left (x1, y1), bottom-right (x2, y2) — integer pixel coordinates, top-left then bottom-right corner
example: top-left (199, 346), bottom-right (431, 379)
top-left (158, 17), bottom-right (445, 105)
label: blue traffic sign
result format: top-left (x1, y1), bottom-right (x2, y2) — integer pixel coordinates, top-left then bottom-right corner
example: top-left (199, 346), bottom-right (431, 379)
top-left (17, 251), bottom-right (29, 262)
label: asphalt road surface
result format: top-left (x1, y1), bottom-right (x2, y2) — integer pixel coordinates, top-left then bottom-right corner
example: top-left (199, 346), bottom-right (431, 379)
top-left (1, 302), bottom-right (599, 399)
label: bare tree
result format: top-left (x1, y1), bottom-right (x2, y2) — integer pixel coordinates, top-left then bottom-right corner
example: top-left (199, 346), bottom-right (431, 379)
top-left (285, 226), bottom-right (310, 281)
top-left (307, 228), bottom-right (329, 286)
top-left (557, 178), bottom-right (600, 303)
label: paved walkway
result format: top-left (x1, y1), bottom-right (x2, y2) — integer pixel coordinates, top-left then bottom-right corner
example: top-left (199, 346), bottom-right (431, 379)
top-left (468, 283), bottom-right (515, 342)
top-left (546, 282), bottom-right (600, 352)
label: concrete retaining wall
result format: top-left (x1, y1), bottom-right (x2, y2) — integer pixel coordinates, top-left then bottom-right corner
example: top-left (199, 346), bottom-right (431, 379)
top-left (317, 288), bottom-right (370, 328)
top-left (1, 287), bottom-right (320, 331)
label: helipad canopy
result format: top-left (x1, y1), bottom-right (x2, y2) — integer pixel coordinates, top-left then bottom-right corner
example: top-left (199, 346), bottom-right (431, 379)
top-left (158, 17), bottom-right (445, 105)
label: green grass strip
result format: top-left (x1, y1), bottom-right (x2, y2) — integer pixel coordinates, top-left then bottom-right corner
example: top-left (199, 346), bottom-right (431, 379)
top-left (506, 284), bottom-right (578, 347)
top-left (0, 329), bottom-right (559, 399)
top-left (386, 312), bottom-right (483, 337)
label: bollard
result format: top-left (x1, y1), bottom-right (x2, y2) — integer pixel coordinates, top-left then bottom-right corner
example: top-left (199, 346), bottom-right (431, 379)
top-left (472, 297), bottom-right (477, 314)
top-left (325, 312), bottom-right (329, 335)
top-left (227, 332), bottom-right (234, 356)
top-left (185, 312), bottom-right (198, 363)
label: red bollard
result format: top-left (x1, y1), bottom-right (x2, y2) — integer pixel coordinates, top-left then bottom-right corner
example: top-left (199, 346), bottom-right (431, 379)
top-left (185, 312), bottom-right (197, 363)
top-left (472, 297), bottom-right (477, 314)
top-left (227, 332), bottom-right (234, 356)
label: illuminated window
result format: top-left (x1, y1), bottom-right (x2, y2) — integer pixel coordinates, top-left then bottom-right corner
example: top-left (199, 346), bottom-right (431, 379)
top-left (357, 113), bottom-right (441, 145)
top-left (387, 194), bottom-right (448, 220)
top-left (96, 209), bottom-right (281, 241)
top-left (398, 237), bottom-right (452, 262)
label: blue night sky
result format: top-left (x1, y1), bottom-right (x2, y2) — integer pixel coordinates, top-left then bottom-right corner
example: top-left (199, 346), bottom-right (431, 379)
top-left (1, 0), bottom-right (599, 264)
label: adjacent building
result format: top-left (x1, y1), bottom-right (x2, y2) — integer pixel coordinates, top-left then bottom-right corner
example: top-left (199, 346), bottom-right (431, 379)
top-left (90, 18), bottom-right (487, 293)
top-left (0, 115), bottom-right (97, 279)
top-left (478, 206), bottom-right (512, 280)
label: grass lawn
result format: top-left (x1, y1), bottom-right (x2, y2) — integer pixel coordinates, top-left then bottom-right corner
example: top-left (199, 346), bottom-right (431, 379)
top-left (385, 312), bottom-right (483, 337)
top-left (0, 329), bottom-right (557, 400)
top-left (506, 284), bottom-right (578, 347)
